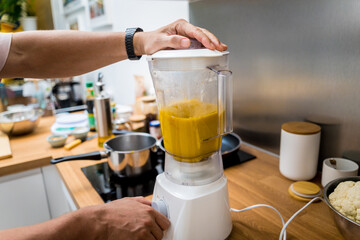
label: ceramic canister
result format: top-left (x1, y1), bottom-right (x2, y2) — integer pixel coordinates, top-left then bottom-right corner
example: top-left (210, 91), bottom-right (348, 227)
top-left (279, 121), bottom-right (321, 181)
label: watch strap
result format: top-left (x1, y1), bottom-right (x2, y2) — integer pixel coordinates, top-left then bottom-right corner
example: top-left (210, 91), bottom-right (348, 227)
top-left (125, 27), bottom-right (143, 60)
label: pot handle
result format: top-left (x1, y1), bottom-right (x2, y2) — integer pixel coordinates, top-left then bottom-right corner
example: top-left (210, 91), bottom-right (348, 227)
top-left (50, 151), bottom-right (108, 164)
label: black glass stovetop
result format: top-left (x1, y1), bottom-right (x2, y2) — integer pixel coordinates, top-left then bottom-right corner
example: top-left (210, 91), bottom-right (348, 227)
top-left (81, 149), bottom-right (255, 203)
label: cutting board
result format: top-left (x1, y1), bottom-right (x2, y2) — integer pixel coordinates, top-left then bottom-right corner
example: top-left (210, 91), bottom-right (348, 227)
top-left (0, 132), bottom-right (12, 160)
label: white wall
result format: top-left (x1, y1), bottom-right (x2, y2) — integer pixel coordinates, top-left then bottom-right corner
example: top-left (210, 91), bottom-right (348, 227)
top-left (85, 0), bottom-right (189, 105)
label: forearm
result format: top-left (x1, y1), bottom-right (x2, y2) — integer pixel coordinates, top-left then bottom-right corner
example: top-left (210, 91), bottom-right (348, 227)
top-left (1, 30), bottom-right (129, 78)
top-left (0, 207), bottom-right (101, 240)
top-left (0, 19), bottom-right (227, 79)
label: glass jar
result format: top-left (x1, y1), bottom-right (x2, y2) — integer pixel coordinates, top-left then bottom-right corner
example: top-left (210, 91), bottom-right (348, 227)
top-left (149, 120), bottom-right (162, 139)
top-left (129, 114), bottom-right (146, 132)
top-left (140, 96), bottom-right (158, 133)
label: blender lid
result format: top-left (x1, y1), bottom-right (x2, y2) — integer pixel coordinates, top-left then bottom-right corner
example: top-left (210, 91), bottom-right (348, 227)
top-left (147, 49), bottom-right (229, 60)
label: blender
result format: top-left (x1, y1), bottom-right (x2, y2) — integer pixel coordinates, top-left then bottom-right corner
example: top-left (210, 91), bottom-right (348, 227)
top-left (147, 48), bottom-right (233, 240)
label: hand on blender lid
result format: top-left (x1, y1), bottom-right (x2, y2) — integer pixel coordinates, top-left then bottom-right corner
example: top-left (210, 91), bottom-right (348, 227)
top-left (137, 19), bottom-right (228, 55)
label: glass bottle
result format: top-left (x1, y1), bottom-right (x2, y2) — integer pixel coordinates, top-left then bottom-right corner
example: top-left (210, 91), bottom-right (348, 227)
top-left (85, 82), bottom-right (96, 131)
top-left (94, 73), bottom-right (113, 147)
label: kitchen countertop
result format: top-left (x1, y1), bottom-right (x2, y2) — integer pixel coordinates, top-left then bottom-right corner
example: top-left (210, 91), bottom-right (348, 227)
top-left (1, 115), bottom-right (343, 239)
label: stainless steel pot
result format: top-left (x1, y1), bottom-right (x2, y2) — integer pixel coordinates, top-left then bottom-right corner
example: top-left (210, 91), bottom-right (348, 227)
top-left (51, 133), bottom-right (157, 176)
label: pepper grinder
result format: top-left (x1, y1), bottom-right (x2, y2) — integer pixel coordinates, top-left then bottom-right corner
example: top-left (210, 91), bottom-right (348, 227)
top-left (94, 73), bottom-right (113, 147)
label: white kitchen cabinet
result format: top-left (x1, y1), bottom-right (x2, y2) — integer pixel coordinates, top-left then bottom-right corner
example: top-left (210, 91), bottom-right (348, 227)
top-left (0, 166), bottom-right (75, 230)
top-left (42, 165), bottom-right (75, 218)
top-left (0, 169), bottom-right (51, 230)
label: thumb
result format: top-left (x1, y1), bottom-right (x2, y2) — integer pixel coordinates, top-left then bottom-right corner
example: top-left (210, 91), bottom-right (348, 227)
top-left (162, 35), bottom-right (191, 49)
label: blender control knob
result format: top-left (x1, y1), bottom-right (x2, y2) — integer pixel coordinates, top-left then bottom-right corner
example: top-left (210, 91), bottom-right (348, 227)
top-left (152, 200), bottom-right (168, 218)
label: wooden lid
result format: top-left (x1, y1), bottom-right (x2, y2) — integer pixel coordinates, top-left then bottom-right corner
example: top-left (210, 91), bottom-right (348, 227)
top-left (292, 181), bottom-right (320, 195)
top-left (282, 121), bottom-right (321, 135)
top-left (140, 96), bottom-right (156, 103)
top-left (129, 114), bottom-right (146, 122)
top-left (288, 181), bottom-right (321, 202)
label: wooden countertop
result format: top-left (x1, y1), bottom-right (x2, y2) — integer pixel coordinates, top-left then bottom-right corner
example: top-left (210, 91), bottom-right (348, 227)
top-left (1, 115), bottom-right (343, 239)
top-left (0, 116), bottom-right (58, 176)
top-left (0, 116), bottom-right (100, 177)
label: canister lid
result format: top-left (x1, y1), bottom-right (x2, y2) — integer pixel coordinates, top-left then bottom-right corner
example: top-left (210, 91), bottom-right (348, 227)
top-left (140, 96), bottom-right (156, 103)
top-left (129, 114), bottom-right (146, 122)
top-left (282, 121), bottom-right (321, 135)
top-left (288, 181), bottom-right (321, 202)
top-left (149, 120), bottom-right (160, 127)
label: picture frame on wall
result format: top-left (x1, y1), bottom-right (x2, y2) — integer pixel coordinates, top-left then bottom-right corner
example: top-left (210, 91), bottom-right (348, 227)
top-left (88, 0), bottom-right (112, 30)
top-left (66, 14), bottom-right (86, 31)
top-left (62, 0), bottom-right (84, 15)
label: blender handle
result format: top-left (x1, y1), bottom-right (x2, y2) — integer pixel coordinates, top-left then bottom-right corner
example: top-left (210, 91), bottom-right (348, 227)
top-left (208, 67), bottom-right (233, 136)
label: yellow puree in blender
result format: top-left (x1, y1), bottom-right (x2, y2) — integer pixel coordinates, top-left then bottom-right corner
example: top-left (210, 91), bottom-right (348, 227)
top-left (159, 99), bottom-right (222, 162)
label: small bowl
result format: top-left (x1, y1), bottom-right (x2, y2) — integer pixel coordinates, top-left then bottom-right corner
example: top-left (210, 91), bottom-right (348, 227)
top-left (71, 127), bottom-right (89, 140)
top-left (47, 134), bottom-right (67, 148)
top-left (323, 176), bottom-right (360, 240)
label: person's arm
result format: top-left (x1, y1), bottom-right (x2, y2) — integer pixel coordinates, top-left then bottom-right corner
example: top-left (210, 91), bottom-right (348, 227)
top-left (0, 19), bottom-right (227, 79)
top-left (2, 31), bottom-right (126, 78)
top-left (0, 197), bottom-right (170, 240)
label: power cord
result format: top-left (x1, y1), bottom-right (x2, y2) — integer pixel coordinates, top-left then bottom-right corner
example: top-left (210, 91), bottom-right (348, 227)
top-left (230, 197), bottom-right (324, 240)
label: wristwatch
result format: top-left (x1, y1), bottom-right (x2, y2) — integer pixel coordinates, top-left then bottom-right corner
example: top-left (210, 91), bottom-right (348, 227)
top-left (125, 27), bottom-right (143, 60)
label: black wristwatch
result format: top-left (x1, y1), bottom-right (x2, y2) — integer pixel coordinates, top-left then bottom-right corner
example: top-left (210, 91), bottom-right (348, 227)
top-left (125, 27), bottom-right (143, 60)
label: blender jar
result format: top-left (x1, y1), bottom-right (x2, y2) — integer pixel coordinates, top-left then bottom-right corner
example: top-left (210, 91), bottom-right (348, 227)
top-left (147, 49), bottom-right (232, 185)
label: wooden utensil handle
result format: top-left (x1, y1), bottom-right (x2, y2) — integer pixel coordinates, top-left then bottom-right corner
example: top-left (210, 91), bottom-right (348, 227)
top-left (64, 139), bottom-right (82, 150)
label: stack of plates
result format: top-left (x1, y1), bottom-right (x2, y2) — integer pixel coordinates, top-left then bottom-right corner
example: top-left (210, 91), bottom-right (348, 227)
top-left (51, 113), bottom-right (89, 136)
top-left (288, 181), bottom-right (321, 202)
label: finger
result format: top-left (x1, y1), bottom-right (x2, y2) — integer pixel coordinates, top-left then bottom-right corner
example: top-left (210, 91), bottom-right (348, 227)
top-left (143, 231), bottom-right (157, 240)
top-left (133, 196), bottom-right (152, 206)
top-left (199, 27), bottom-right (224, 51)
top-left (175, 21), bottom-right (215, 50)
top-left (221, 43), bottom-right (228, 51)
top-left (150, 223), bottom-right (164, 240)
top-left (154, 210), bottom-right (171, 231)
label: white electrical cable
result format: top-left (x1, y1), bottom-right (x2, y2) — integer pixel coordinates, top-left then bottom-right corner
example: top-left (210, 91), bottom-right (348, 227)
top-left (230, 204), bottom-right (287, 240)
top-left (278, 197), bottom-right (324, 240)
top-left (230, 197), bottom-right (325, 240)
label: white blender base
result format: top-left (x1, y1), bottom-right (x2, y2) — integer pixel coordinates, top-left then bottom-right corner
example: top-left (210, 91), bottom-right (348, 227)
top-left (152, 173), bottom-right (233, 240)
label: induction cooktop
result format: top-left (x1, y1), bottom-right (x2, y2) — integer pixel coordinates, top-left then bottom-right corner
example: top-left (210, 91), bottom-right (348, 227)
top-left (81, 149), bottom-right (255, 202)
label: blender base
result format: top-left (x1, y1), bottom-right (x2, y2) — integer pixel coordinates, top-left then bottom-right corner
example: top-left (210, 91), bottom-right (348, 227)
top-left (152, 173), bottom-right (233, 240)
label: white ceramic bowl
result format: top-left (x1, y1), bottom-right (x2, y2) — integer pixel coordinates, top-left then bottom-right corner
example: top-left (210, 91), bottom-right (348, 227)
top-left (71, 127), bottom-right (89, 140)
top-left (47, 134), bottom-right (67, 148)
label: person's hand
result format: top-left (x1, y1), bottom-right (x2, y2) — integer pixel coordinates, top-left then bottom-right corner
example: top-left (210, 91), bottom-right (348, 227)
top-left (134, 19), bottom-right (228, 55)
top-left (90, 197), bottom-right (170, 240)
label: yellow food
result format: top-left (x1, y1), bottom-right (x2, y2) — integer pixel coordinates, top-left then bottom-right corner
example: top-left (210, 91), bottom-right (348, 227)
top-left (159, 99), bottom-right (222, 162)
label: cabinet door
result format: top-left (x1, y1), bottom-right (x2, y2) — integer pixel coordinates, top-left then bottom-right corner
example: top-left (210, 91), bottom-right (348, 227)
top-left (0, 169), bottom-right (51, 230)
top-left (42, 165), bottom-right (74, 218)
